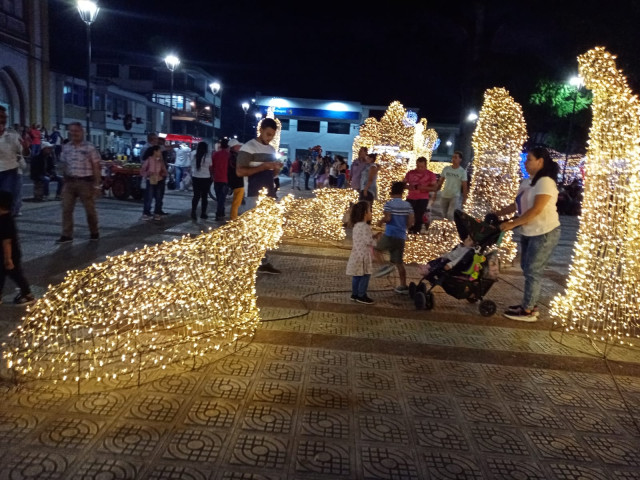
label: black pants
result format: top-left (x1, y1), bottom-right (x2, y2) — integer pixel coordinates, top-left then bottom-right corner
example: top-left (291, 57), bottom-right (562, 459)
top-left (304, 172), bottom-right (310, 189)
top-left (214, 182), bottom-right (227, 218)
top-left (408, 198), bottom-right (429, 234)
top-left (1, 260), bottom-right (31, 296)
top-left (192, 177), bottom-right (212, 216)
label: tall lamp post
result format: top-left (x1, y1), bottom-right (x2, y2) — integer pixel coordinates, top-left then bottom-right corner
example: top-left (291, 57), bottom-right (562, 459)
top-left (562, 75), bottom-right (584, 184)
top-left (209, 81), bottom-right (221, 143)
top-left (77, 0), bottom-right (100, 141)
top-left (164, 54), bottom-right (180, 134)
top-left (241, 102), bottom-right (250, 141)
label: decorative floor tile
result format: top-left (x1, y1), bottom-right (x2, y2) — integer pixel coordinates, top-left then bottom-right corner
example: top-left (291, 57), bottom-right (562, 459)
top-left (149, 373), bottom-right (198, 395)
top-left (242, 404), bottom-right (293, 433)
top-left (407, 395), bottom-right (457, 419)
top-left (1, 451), bottom-right (71, 480)
top-left (614, 470), bottom-right (640, 480)
top-left (356, 370), bottom-right (396, 391)
top-left (568, 372), bottom-right (617, 390)
top-left (588, 390), bottom-right (629, 411)
top-left (359, 415), bottom-right (409, 444)
top-left (211, 357), bottom-right (258, 377)
top-left (99, 423), bottom-right (164, 457)
top-left (295, 440), bottom-right (350, 476)
top-left (398, 357), bottom-right (438, 375)
top-left (235, 343), bottom-right (266, 359)
top-left (613, 413), bottom-right (640, 437)
top-left (485, 458), bottom-right (546, 480)
top-left (146, 465), bottom-right (208, 480)
top-left (401, 375), bottom-right (446, 395)
top-left (470, 425), bottom-right (530, 456)
top-left (252, 382), bottom-right (298, 404)
top-left (309, 366), bottom-right (349, 386)
top-left (262, 362), bottom-right (303, 382)
top-left (424, 451), bottom-right (484, 479)
top-left (361, 446), bottom-right (418, 480)
top-left (355, 353), bottom-right (394, 370)
top-left (71, 391), bottom-right (128, 417)
top-left (308, 349), bottom-right (348, 366)
top-left (542, 386), bottom-right (594, 408)
top-left (220, 473), bottom-right (280, 480)
top-left (415, 420), bottom-right (469, 450)
top-left (229, 434), bottom-right (288, 469)
top-left (562, 409), bottom-right (623, 435)
top-left (357, 391), bottom-right (402, 415)
top-left (301, 410), bottom-right (349, 438)
top-left (16, 385), bottom-right (71, 411)
top-left (71, 457), bottom-right (140, 480)
top-left (127, 394), bottom-right (182, 422)
top-left (458, 399), bottom-right (512, 425)
top-left (185, 399), bottom-right (238, 428)
top-left (0, 411), bottom-right (39, 443)
top-left (584, 436), bottom-right (640, 466)
top-left (163, 428), bottom-right (225, 462)
top-left (615, 376), bottom-right (640, 393)
top-left (496, 382), bottom-right (545, 404)
top-left (447, 378), bottom-right (495, 399)
top-left (267, 345), bottom-right (306, 362)
top-left (508, 403), bottom-right (565, 429)
top-left (202, 377), bottom-right (249, 400)
top-left (438, 361), bottom-right (483, 379)
top-left (548, 463), bottom-right (609, 480)
top-left (527, 431), bottom-right (592, 462)
top-left (304, 386), bottom-right (349, 409)
top-left (38, 417), bottom-right (100, 449)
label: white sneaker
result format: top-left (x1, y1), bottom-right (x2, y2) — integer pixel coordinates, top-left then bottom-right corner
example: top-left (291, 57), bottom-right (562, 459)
top-left (140, 214), bottom-right (152, 221)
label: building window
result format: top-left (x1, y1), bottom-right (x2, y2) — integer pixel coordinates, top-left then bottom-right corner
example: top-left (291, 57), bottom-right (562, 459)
top-left (279, 119), bottom-right (290, 131)
top-left (96, 64), bottom-right (120, 78)
top-left (327, 122), bottom-right (351, 135)
top-left (297, 120), bottom-right (320, 133)
top-left (63, 83), bottom-right (87, 107)
top-left (129, 66), bottom-right (153, 81)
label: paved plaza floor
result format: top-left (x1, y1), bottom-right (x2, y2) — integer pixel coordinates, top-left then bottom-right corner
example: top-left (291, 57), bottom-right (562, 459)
top-left (0, 184), bottom-right (639, 479)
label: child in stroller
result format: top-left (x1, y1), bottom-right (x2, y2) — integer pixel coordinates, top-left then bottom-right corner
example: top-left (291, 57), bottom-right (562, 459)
top-left (409, 209), bottom-right (502, 316)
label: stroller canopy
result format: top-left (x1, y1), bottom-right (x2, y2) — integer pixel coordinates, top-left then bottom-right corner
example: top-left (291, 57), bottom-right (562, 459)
top-left (453, 210), bottom-right (502, 249)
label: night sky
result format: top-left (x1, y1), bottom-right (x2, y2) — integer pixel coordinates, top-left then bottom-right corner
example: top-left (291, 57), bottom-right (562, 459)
top-left (49, 0), bottom-right (640, 132)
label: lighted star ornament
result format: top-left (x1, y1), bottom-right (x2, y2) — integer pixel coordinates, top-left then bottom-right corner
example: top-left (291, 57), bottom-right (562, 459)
top-left (551, 47), bottom-right (640, 348)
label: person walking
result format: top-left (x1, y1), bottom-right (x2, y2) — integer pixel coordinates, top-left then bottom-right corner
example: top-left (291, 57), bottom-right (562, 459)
top-left (29, 124), bottom-right (42, 158)
top-left (236, 117), bottom-right (281, 274)
top-left (350, 147), bottom-right (367, 190)
top-left (0, 106), bottom-right (24, 217)
top-left (436, 151), bottom-right (468, 220)
top-left (211, 138), bottom-right (230, 221)
top-left (290, 158), bottom-right (301, 190)
top-left (346, 200), bottom-right (377, 305)
top-left (404, 156), bottom-right (437, 234)
top-left (302, 157), bottom-right (313, 190)
top-left (336, 155), bottom-right (347, 188)
top-left (495, 147), bottom-right (561, 322)
top-left (227, 139), bottom-right (244, 221)
top-left (360, 153), bottom-right (378, 201)
top-left (174, 143), bottom-right (192, 191)
top-left (56, 122), bottom-right (102, 243)
top-left (140, 146), bottom-right (168, 221)
top-left (190, 142), bottom-right (212, 221)
top-left (313, 156), bottom-right (324, 189)
top-left (30, 142), bottom-right (63, 200)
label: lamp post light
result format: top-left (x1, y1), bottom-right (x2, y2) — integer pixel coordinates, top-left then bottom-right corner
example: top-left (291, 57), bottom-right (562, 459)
top-left (209, 81), bottom-right (221, 143)
top-left (77, 0), bottom-right (100, 141)
top-left (164, 54), bottom-right (180, 134)
top-left (466, 112), bottom-right (478, 122)
top-left (562, 75), bottom-right (584, 184)
top-left (242, 102), bottom-right (250, 141)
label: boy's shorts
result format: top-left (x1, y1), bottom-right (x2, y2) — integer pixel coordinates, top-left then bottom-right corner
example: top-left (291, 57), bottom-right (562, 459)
top-left (375, 234), bottom-right (405, 264)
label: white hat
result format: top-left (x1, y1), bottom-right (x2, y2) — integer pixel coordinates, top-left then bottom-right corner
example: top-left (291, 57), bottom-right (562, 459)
top-left (41, 141), bottom-right (54, 149)
top-left (228, 139), bottom-right (242, 148)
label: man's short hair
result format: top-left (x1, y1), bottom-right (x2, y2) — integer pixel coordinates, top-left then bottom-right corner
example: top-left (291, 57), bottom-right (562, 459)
top-left (69, 122), bottom-right (83, 129)
top-left (219, 137), bottom-right (229, 148)
top-left (391, 181), bottom-right (406, 196)
top-left (417, 156), bottom-right (427, 164)
top-left (147, 133), bottom-right (158, 142)
top-left (261, 118), bottom-right (278, 131)
top-left (453, 151), bottom-right (463, 161)
top-left (0, 191), bottom-right (13, 210)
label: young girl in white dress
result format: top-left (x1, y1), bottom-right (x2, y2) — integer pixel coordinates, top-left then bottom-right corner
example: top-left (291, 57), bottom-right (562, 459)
top-left (346, 201), bottom-right (377, 305)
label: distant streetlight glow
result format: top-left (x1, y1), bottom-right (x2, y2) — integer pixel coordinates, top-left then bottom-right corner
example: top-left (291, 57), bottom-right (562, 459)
top-left (210, 82), bottom-right (221, 95)
top-left (164, 54), bottom-right (180, 72)
top-left (241, 102), bottom-right (250, 113)
top-left (164, 54), bottom-right (180, 132)
top-left (446, 140), bottom-right (453, 147)
top-left (466, 112), bottom-right (478, 122)
top-left (569, 75), bottom-right (584, 88)
top-left (255, 113), bottom-right (262, 120)
top-left (77, 0), bottom-right (99, 23)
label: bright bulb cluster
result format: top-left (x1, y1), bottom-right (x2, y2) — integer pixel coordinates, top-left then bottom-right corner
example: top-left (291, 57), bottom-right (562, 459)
top-left (550, 47), bottom-right (640, 348)
top-left (403, 220), bottom-right (461, 264)
top-left (2, 196), bottom-right (285, 388)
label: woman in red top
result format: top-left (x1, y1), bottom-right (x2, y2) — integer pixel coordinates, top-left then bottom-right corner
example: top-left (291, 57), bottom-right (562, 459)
top-left (404, 157), bottom-right (438, 234)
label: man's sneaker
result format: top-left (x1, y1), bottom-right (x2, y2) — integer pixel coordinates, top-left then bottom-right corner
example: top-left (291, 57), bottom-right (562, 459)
top-left (141, 214), bottom-right (152, 221)
top-left (55, 236), bottom-right (73, 244)
top-left (14, 293), bottom-right (36, 306)
top-left (374, 264), bottom-right (395, 278)
top-left (356, 296), bottom-right (375, 305)
top-left (200, 214), bottom-right (209, 220)
top-left (506, 304), bottom-right (539, 317)
top-left (350, 294), bottom-right (358, 301)
top-left (503, 306), bottom-right (538, 322)
top-left (153, 214), bottom-right (162, 221)
top-left (257, 263), bottom-right (281, 275)
top-left (89, 233), bottom-right (99, 241)
top-left (394, 285), bottom-right (410, 295)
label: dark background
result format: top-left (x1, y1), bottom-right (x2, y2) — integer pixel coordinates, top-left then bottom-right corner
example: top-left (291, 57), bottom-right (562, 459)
top-left (49, 0), bottom-right (640, 144)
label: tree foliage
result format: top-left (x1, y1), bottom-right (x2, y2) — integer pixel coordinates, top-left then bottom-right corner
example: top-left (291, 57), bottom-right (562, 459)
top-left (530, 80), bottom-right (592, 117)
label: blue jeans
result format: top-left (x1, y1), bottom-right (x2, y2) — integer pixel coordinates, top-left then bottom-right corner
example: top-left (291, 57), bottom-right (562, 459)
top-left (352, 274), bottom-right (371, 298)
top-left (520, 227), bottom-right (560, 310)
top-left (337, 173), bottom-right (346, 188)
top-left (175, 166), bottom-right (186, 189)
top-left (0, 168), bottom-right (19, 215)
top-left (214, 182), bottom-right (227, 218)
top-left (143, 180), bottom-right (163, 215)
top-left (37, 174), bottom-right (64, 197)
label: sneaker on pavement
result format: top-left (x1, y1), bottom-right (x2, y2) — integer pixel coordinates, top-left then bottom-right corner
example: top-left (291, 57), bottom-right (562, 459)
top-left (200, 214), bottom-right (209, 220)
top-left (356, 295), bottom-right (375, 305)
top-left (503, 306), bottom-right (538, 322)
top-left (257, 263), bottom-right (281, 275)
top-left (394, 285), bottom-right (410, 295)
top-left (506, 304), bottom-right (539, 316)
top-left (90, 233), bottom-right (99, 241)
top-left (141, 214), bottom-right (152, 221)
top-left (55, 236), bottom-right (73, 244)
top-left (153, 214), bottom-right (162, 221)
top-left (350, 294), bottom-right (358, 301)
top-left (373, 264), bottom-right (395, 278)
top-left (14, 293), bottom-right (36, 306)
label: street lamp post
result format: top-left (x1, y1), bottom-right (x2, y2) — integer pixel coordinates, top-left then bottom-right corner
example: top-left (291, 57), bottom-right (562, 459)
top-left (77, 1), bottom-right (100, 141)
top-left (164, 54), bottom-right (180, 134)
top-left (241, 102), bottom-right (249, 141)
top-left (209, 81), bottom-right (221, 143)
top-left (562, 75), bottom-right (584, 184)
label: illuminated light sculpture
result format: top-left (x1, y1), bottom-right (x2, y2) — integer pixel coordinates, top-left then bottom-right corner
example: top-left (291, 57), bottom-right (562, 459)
top-left (282, 188), bottom-right (359, 241)
top-left (550, 47), bottom-right (640, 349)
top-left (402, 220), bottom-right (461, 264)
top-left (2, 196), bottom-right (285, 390)
top-left (467, 87), bottom-right (528, 263)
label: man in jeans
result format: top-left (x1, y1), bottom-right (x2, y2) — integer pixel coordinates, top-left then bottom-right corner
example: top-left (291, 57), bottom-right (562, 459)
top-left (56, 122), bottom-right (102, 243)
top-left (436, 151), bottom-right (468, 220)
top-left (211, 138), bottom-right (230, 221)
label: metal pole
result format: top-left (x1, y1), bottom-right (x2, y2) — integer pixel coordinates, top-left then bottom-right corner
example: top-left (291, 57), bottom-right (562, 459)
top-left (85, 23), bottom-right (92, 140)
top-left (212, 99), bottom-right (216, 144)
top-left (242, 112), bottom-right (247, 142)
top-left (169, 70), bottom-right (174, 134)
top-left (562, 89), bottom-right (579, 184)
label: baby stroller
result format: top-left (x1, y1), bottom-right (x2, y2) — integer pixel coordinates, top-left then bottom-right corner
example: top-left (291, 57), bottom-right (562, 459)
top-left (409, 209), bottom-right (503, 317)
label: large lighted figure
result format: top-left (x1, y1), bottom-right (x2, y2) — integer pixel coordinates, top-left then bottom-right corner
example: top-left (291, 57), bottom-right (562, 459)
top-left (551, 47), bottom-right (640, 348)
top-left (466, 87), bottom-right (528, 263)
top-left (3, 196), bottom-right (285, 390)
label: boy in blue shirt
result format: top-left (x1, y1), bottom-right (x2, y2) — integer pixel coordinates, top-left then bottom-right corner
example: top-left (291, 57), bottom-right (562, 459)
top-left (374, 181), bottom-right (414, 293)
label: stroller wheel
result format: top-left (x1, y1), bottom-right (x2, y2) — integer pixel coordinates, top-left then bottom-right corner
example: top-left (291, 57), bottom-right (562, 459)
top-left (409, 282), bottom-right (417, 299)
top-left (417, 283), bottom-right (427, 296)
top-left (425, 291), bottom-right (435, 310)
top-left (479, 300), bottom-right (497, 317)
top-left (414, 292), bottom-right (426, 310)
